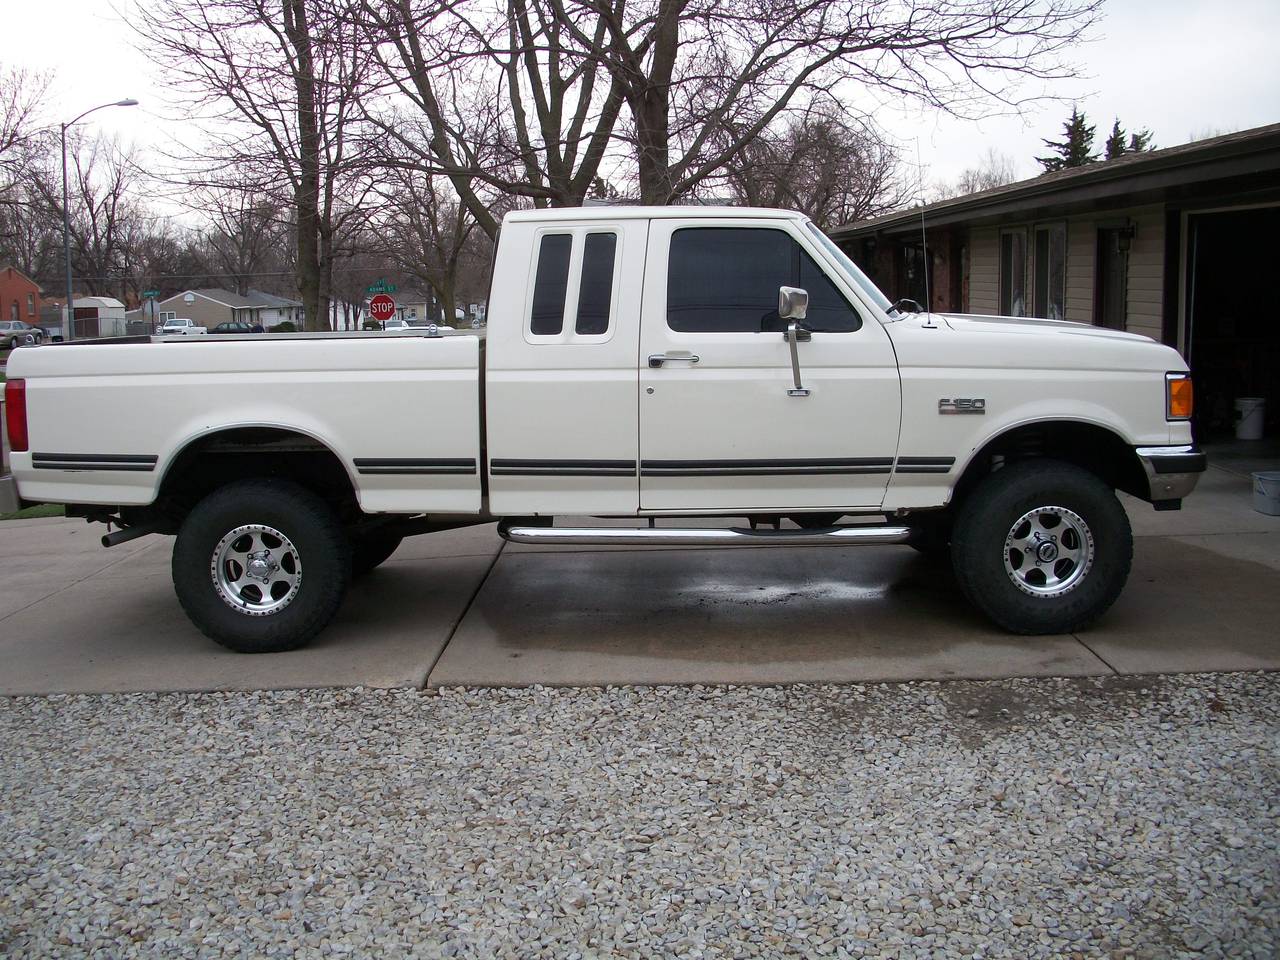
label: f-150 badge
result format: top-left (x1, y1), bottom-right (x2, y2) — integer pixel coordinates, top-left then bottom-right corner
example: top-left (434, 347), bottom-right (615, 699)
top-left (939, 398), bottom-right (986, 415)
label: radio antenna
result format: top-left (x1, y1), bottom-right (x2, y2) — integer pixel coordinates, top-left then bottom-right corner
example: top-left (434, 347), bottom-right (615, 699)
top-left (915, 138), bottom-right (935, 325)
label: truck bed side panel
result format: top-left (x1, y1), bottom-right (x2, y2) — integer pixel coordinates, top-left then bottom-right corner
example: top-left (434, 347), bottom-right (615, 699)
top-left (7, 336), bottom-right (482, 514)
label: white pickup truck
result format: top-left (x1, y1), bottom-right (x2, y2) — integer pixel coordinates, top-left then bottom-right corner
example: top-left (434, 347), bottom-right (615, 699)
top-left (1, 206), bottom-right (1204, 653)
top-left (157, 318), bottom-right (207, 336)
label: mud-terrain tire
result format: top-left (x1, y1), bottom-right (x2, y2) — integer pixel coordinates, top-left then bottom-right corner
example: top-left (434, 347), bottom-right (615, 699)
top-left (172, 479), bottom-right (350, 653)
top-left (351, 532), bottom-right (404, 578)
top-left (951, 460), bottom-right (1132, 634)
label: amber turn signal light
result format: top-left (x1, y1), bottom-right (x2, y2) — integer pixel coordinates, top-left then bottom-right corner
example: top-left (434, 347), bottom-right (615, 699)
top-left (1167, 374), bottom-right (1193, 421)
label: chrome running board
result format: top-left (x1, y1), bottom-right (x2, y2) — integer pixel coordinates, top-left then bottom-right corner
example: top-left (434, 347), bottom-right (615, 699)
top-left (497, 521), bottom-right (912, 547)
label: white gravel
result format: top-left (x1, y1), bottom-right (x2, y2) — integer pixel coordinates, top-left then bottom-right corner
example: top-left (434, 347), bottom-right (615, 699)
top-left (1, 673), bottom-right (1277, 959)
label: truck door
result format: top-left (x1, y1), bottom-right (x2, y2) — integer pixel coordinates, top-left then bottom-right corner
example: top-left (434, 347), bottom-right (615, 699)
top-left (486, 218), bottom-right (647, 516)
top-left (638, 218), bottom-right (902, 512)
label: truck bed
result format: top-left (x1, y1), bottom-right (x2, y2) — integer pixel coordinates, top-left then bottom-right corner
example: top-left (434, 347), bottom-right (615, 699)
top-left (6, 335), bottom-right (483, 514)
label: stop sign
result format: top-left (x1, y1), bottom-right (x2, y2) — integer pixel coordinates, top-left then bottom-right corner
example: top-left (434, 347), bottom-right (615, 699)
top-left (369, 294), bottom-right (396, 323)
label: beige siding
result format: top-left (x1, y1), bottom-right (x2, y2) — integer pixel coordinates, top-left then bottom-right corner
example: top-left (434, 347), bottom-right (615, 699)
top-left (1125, 206), bottom-right (1165, 339)
top-left (153, 294), bottom-right (233, 328)
top-left (1064, 220), bottom-right (1095, 324)
top-left (969, 227), bottom-right (999, 314)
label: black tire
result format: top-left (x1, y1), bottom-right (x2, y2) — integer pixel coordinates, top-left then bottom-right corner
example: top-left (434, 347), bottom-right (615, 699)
top-left (172, 479), bottom-right (351, 653)
top-left (951, 459), bottom-right (1132, 635)
top-left (908, 514), bottom-right (952, 561)
top-left (351, 532), bottom-right (404, 578)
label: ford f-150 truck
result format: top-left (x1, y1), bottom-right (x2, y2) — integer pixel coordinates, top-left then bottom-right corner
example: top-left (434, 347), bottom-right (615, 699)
top-left (1, 206), bottom-right (1205, 652)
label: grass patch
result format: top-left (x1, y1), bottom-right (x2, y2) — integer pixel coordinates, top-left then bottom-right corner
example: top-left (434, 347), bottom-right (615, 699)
top-left (0, 503), bottom-right (64, 522)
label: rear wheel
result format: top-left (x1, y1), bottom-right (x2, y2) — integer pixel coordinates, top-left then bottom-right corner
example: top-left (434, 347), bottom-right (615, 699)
top-left (951, 460), bottom-right (1132, 634)
top-left (172, 479), bottom-right (350, 653)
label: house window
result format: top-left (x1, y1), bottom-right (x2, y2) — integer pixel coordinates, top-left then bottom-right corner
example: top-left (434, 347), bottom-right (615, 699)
top-left (160, 311), bottom-right (176, 321)
top-left (26, 293), bottom-right (35, 316)
top-left (1032, 223), bottom-right (1067, 320)
top-left (999, 230), bottom-right (1028, 317)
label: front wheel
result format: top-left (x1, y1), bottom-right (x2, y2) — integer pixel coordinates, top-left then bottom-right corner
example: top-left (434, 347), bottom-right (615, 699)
top-left (172, 479), bottom-right (351, 653)
top-left (950, 460), bottom-right (1132, 635)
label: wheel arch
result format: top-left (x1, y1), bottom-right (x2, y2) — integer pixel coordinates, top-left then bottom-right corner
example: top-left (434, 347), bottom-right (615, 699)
top-left (150, 424), bottom-right (361, 529)
top-left (950, 418), bottom-right (1149, 510)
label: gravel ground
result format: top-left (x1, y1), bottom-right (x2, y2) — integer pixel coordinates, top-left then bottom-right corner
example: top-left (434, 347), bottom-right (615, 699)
top-left (1, 674), bottom-right (1277, 959)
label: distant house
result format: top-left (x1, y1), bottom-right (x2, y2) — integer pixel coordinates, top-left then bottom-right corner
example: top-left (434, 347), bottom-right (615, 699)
top-left (152, 288), bottom-right (305, 330)
top-left (0, 266), bottom-right (42, 327)
top-left (831, 124), bottom-right (1280, 439)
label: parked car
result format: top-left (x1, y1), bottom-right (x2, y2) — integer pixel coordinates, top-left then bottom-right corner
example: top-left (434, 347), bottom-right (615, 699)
top-left (210, 321), bottom-right (263, 335)
top-left (156, 318), bottom-right (207, 336)
top-left (1, 205), bottom-right (1205, 654)
top-left (0, 321), bottom-right (43, 349)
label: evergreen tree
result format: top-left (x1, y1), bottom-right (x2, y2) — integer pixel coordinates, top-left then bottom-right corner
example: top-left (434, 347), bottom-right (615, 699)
top-left (1036, 107), bottom-right (1098, 172)
top-left (1128, 128), bottom-right (1155, 152)
top-left (1105, 119), bottom-right (1127, 160)
top-left (1103, 118), bottom-right (1156, 161)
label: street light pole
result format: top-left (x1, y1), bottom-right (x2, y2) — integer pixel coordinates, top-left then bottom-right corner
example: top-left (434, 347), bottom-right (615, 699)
top-left (60, 99), bottom-right (138, 342)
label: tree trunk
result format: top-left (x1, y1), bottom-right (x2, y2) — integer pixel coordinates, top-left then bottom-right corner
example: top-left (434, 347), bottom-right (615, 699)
top-left (283, 0), bottom-right (325, 332)
top-left (634, 0), bottom-right (680, 205)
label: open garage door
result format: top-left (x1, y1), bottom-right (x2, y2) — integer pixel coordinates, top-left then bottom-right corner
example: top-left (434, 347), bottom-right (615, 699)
top-left (1185, 205), bottom-right (1280, 441)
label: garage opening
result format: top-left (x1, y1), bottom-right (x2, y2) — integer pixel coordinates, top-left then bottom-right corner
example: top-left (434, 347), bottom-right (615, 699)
top-left (1186, 205), bottom-right (1280, 443)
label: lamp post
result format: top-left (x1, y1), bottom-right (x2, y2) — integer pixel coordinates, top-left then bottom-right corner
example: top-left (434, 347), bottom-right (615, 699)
top-left (61, 99), bottom-right (138, 342)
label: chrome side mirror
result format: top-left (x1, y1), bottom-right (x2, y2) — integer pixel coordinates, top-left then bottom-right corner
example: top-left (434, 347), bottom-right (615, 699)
top-left (778, 286), bottom-right (809, 321)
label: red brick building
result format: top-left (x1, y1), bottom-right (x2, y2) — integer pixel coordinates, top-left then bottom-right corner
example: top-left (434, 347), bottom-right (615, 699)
top-left (0, 266), bottom-right (42, 326)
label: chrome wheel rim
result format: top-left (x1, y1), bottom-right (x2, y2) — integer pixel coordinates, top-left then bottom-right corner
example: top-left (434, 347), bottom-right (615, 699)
top-left (211, 524), bottom-right (302, 615)
top-left (1003, 506), bottom-right (1094, 597)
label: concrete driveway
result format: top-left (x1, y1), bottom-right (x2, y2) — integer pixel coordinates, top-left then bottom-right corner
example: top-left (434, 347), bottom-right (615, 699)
top-left (1, 466), bottom-right (1277, 694)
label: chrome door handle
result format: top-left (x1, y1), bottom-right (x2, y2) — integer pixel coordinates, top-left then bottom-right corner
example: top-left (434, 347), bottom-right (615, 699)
top-left (648, 353), bottom-right (700, 368)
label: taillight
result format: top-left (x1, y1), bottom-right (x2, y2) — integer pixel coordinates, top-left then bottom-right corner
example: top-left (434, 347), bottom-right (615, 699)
top-left (4, 378), bottom-right (27, 452)
top-left (1166, 373), bottom-right (1193, 421)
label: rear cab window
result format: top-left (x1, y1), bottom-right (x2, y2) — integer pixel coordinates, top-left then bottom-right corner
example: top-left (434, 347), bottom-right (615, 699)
top-left (526, 229), bottom-right (620, 342)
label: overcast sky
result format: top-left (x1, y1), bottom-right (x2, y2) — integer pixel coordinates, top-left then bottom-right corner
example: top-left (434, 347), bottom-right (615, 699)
top-left (3, 0), bottom-right (1278, 204)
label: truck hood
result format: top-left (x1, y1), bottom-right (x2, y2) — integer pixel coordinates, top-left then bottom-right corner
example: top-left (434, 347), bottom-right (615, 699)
top-left (936, 312), bottom-right (1155, 345)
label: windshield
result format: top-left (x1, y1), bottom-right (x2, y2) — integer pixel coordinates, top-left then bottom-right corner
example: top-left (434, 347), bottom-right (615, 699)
top-left (804, 221), bottom-right (896, 316)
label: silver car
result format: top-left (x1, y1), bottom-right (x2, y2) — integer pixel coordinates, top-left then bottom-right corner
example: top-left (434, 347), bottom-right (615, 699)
top-left (0, 320), bottom-right (43, 349)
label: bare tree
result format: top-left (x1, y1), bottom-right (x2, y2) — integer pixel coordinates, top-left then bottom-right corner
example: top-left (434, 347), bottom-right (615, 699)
top-left (358, 0), bottom-right (625, 238)
top-left (191, 183), bottom-right (289, 296)
top-left (720, 108), bottom-right (911, 229)
top-left (0, 67), bottom-right (50, 197)
top-left (134, 0), bottom-right (377, 330)
top-left (545, 0), bottom-right (1102, 204)
top-left (374, 171), bottom-right (482, 324)
top-left (930, 147), bottom-right (1020, 201)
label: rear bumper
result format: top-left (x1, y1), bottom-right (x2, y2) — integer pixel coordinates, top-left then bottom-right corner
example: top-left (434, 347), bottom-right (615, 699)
top-left (0, 475), bottom-right (20, 514)
top-left (1134, 444), bottom-right (1207, 502)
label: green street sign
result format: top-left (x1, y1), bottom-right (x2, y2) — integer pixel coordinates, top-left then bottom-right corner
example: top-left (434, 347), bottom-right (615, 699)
top-left (142, 289), bottom-right (160, 299)
top-left (366, 279), bottom-right (397, 295)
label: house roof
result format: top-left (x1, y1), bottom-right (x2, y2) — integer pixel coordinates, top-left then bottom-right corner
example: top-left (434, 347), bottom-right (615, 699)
top-left (832, 122), bottom-right (1280, 240)
top-left (245, 288), bottom-right (303, 308)
top-left (1, 265), bottom-right (40, 289)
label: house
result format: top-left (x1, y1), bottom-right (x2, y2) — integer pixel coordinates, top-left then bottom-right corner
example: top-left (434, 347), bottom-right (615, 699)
top-left (0, 266), bottom-right (42, 327)
top-left (831, 124), bottom-right (1280, 440)
top-left (152, 288), bottom-right (305, 330)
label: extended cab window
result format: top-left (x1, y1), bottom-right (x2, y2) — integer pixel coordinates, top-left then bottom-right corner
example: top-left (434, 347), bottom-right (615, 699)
top-left (667, 227), bottom-right (861, 333)
top-left (528, 230), bottom-right (618, 339)
top-left (530, 233), bottom-right (572, 335)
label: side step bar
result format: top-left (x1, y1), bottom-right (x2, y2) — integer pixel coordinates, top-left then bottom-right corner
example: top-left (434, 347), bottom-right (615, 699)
top-left (497, 521), bottom-right (912, 547)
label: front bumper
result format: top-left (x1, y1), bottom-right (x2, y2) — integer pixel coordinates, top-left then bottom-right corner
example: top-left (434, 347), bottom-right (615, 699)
top-left (0, 474), bottom-right (20, 514)
top-left (1135, 444), bottom-right (1207, 502)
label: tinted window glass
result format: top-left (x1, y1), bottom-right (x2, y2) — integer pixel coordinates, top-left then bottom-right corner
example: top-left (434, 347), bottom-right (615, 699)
top-left (668, 228), bottom-right (791, 332)
top-left (799, 248), bottom-right (860, 332)
top-left (530, 233), bottom-right (571, 334)
top-left (668, 227), bottom-right (861, 333)
top-left (575, 232), bottom-right (616, 335)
